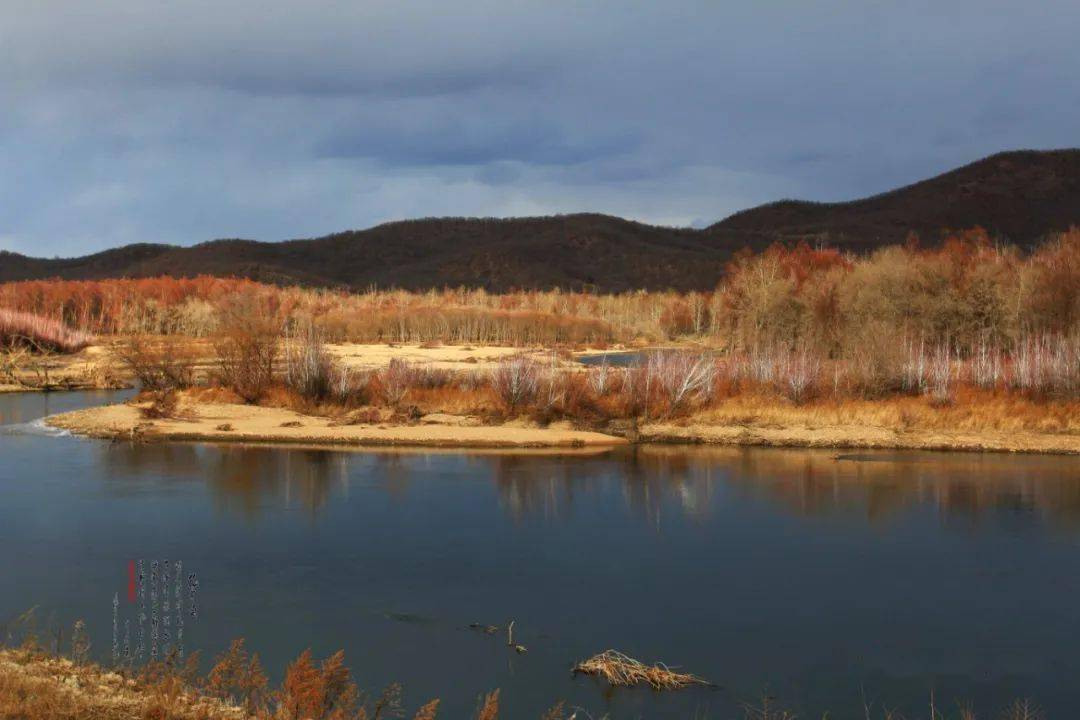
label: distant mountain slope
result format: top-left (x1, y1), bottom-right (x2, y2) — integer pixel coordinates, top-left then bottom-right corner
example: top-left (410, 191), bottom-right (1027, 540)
top-left (2, 149), bottom-right (1079, 292)
top-left (0, 215), bottom-right (728, 292)
top-left (707, 149), bottom-right (1080, 249)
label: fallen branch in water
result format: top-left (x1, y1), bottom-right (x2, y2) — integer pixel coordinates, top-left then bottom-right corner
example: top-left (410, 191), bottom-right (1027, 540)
top-left (507, 620), bottom-right (527, 654)
top-left (572, 649), bottom-right (710, 690)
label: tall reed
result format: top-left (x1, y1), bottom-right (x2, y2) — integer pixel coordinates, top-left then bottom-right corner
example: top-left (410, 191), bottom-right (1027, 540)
top-left (0, 308), bottom-right (92, 353)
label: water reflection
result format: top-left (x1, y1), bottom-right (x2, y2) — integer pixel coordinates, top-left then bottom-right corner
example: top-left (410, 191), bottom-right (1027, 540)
top-left (208, 447), bottom-right (347, 521)
top-left (100, 442), bottom-right (348, 520)
top-left (6, 385), bottom-right (1080, 719)
top-left (97, 441), bottom-right (1080, 531)
top-left (637, 446), bottom-right (1080, 530)
top-left (491, 454), bottom-right (592, 522)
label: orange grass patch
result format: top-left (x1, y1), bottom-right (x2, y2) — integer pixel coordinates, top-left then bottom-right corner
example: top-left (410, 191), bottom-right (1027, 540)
top-left (692, 387), bottom-right (1080, 434)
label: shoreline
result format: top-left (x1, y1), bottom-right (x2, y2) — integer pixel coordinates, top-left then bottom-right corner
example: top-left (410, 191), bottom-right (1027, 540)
top-left (45, 401), bottom-right (629, 450)
top-left (639, 422), bottom-right (1080, 455)
top-left (0, 381), bottom-right (131, 394)
top-left (43, 399), bottom-right (1080, 455)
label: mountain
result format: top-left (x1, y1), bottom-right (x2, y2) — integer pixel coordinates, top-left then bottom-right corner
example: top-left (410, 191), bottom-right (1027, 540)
top-left (706, 149), bottom-right (1080, 250)
top-left (2, 149), bottom-right (1078, 292)
top-left (0, 216), bottom-right (723, 292)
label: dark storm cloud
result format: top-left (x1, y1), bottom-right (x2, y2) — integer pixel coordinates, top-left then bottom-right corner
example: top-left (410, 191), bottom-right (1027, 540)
top-left (1, 0), bottom-right (1079, 255)
top-left (315, 115), bottom-right (640, 168)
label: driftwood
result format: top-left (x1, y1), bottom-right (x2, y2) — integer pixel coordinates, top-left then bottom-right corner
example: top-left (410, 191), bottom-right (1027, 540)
top-left (507, 620), bottom-right (527, 654)
top-left (467, 620), bottom-right (528, 653)
top-left (573, 649), bottom-right (710, 690)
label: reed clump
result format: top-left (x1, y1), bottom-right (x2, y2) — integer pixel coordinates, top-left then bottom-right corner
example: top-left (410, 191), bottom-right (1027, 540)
top-left (572, 649), bottom-right (710, 690)
top-left (0, 308), bottom-right (92, 354)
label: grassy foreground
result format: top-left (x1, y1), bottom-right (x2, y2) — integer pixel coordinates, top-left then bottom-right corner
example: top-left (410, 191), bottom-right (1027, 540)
top-left (0, 642), bottom-right (1052, 720)
top-left (0, 641), bottom-right (477, 720)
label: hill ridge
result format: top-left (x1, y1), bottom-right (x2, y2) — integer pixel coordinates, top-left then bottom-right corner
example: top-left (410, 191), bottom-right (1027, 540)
top-left (3, 149), bottom-right (1079, 292)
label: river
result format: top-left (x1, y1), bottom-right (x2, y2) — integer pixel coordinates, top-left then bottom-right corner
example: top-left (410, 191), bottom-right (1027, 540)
top-left (2, 390), bottom-right (1079, 718)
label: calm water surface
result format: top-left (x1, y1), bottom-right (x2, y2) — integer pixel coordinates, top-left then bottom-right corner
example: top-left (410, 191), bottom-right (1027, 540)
top-left (577, 351), bottom-right (645, 367)
top-left (2, 391), bottom-right (1080, 718)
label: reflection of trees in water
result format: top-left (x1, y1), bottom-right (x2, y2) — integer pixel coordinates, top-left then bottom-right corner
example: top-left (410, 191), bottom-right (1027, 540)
top-left (207, 447), bottom-right (344, 521)
top-left (490, 455), bottom-right (586, 522)
top-left (640, 446), bottom-right (1080, 529)
top-left (370, 453), bottom-right (412, 500)
top-left (489, 445), bottom-right (1080, 531)
top-left (488, 449), bottom-right (717, 527)
top-left (617, 449), bottom-right (717, 528)
top-left (104, 442), bottom-right (345, 521)
top-left (102, 441), bottom-right (1080, 531)
top-left (101, 441), bottom-right (206, 478)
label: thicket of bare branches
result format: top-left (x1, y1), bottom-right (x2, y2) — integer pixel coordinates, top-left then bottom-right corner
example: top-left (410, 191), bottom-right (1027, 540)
top-left (648, 351), bottom-right (716, 414)
top-left (283, 321), bottom-right (357, 403)
top-left (490, 356), bottom-right (542, 413)
top-left (212, 295), bottom-right (280, 403)
top-left (113, 336), bottom-right (196, 391)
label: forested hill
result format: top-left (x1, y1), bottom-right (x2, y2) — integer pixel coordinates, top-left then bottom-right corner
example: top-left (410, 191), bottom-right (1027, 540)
top-left (3, 149), bottom-right (1078, 292)
top-left (706, 149), bottom-right (1080, 252)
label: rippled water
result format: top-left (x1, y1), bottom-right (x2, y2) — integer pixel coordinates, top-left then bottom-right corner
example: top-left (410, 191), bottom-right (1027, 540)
top-left (2, 390), bottom-right (1079, 718)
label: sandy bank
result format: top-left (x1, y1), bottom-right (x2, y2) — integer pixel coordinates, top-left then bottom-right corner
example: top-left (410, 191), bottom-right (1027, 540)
top-left (326, 342), bottom-right (576, 370)
top-left (46, 400), bottom-right (628, 449)
top-left (2, 341), bottom-right (584, 394)
top-left (641, 422), bottom-right (1080, 454)
top-left (44, 396), bottom-right (1080, 454)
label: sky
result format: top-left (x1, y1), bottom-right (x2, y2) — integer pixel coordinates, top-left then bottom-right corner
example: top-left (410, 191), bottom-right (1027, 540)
top-left (2, 0), bottom-right (1079, 257)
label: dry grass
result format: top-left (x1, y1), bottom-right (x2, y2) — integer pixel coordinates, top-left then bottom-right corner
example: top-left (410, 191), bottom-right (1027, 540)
top-left (690, 387), bottom-right (1080, 435)
top-left (187, 384), bottom-right (245, 405)
top-left (474, 689), bottom-right (500, 720)
top-left (0, 308), bottom-right (92, 354)
top-left (0, 638), bottom-right (450, 720)
top-left (0, 647), bottom-right (244, 720)
top-left (0, 637), bottom-right (1050, 720)
top-left (407, 385), bottom-right (496, 416)
top-left (572, 649), bottom-right (710, 690)
top-left (138, 390), bottom-right (179, 419)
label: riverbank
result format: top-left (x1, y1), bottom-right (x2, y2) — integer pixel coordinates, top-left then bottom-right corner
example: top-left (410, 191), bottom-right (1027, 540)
top-left (1, 341), bottom-right (595, 394)
top-left (640, 421), bottom-right (1079, 454)
top-left (45, 394), bottom-right (1079, 454)
top-left (639, 392), bottom-right (1080, 454)
top-left (46, 398), bottom-right (628, 449)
